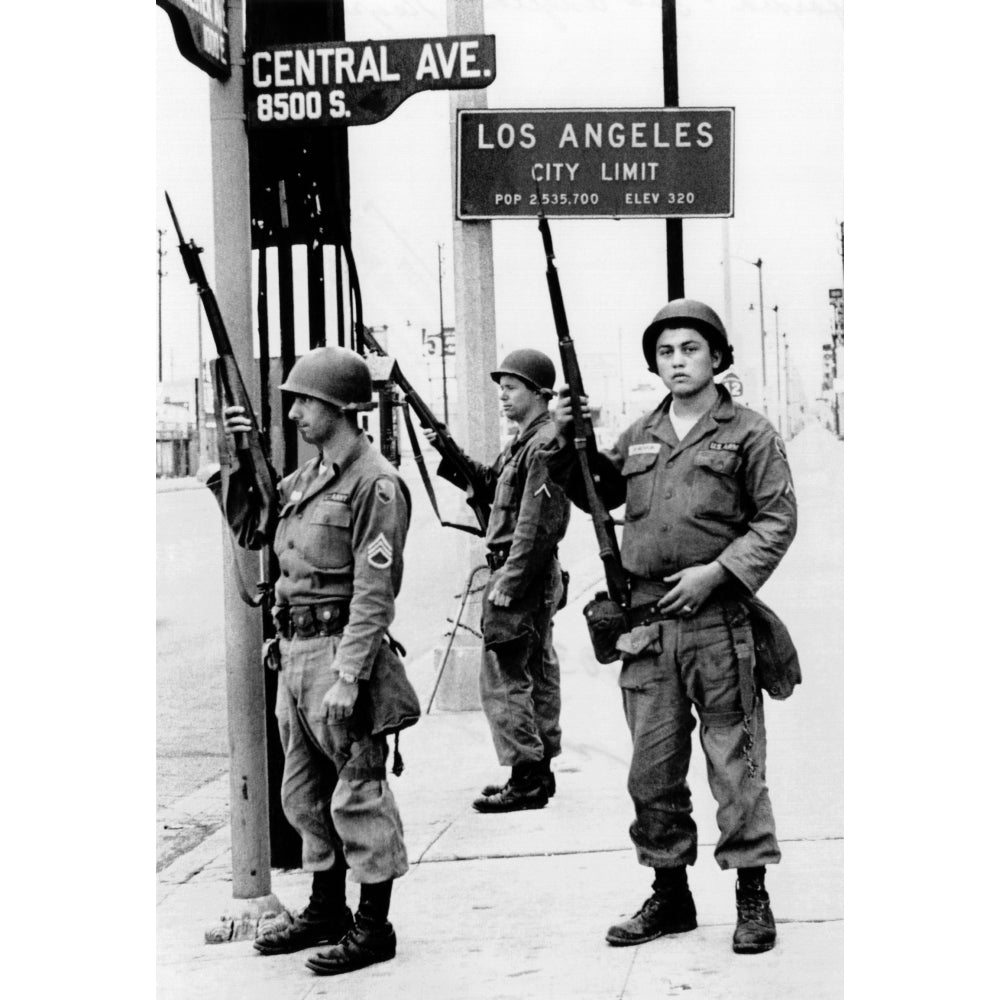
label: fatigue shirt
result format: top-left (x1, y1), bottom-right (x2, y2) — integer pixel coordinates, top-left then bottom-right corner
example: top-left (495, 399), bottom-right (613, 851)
top-left (545, 387), bottom-right (796, 594)
top-left (437, 412), bottom-right (570, 599)
top-left (274, 433), bottom-right (411, 681)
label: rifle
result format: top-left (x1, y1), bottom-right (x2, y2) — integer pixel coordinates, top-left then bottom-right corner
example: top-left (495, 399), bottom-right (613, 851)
top-left (537, 207), bottom-right (630, 651)
top-left (336, 227), bottom-right (490, 537)
top-left (360, 324), bottom-right (491, 538)
top-left (165, 192), bottom-right (278, 555)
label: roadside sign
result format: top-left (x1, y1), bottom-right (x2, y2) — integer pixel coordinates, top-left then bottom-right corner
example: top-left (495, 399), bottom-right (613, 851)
top-left (457, 108), bottom-right (734, 220)
top-left (246, 35), bottom-right (496, 128)
top-left (157, 0), bottom-right (230, 80)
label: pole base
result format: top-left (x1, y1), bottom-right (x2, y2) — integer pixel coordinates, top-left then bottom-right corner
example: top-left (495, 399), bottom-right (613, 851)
top-left (204, 892), bottom-right (285, 944)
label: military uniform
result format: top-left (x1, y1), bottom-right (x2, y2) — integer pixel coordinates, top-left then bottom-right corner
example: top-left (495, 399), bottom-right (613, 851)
top-left (271, 432), bottom-right (417, 883)
top-left (546, 386), bottom-right (796, 871)
top-left (438, 411), bottom-right (570, 774)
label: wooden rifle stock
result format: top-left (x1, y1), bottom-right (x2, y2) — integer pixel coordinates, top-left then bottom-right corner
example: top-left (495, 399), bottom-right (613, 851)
top-left (537, 210), bottom-right (629, 608)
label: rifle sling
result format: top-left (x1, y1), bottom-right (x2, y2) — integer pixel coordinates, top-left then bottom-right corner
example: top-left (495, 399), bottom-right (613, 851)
top-left (400, 401), bottom-right (483, 537)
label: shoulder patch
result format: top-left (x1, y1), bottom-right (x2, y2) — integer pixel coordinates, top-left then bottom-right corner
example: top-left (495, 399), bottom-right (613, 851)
top-left (628, 443), bottom-right (662, 456)
top-left (367, 532), bottom-right (393, 568)
top-left (375, 479), bottom-right (396, 505)
top-left (773, 437), bottom-right (788, 461)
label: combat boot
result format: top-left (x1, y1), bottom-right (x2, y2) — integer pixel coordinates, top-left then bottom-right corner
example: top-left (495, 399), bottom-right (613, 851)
top-left (732, 867), bottom-right (777, 954)
top-left (306, 880), bottom-right (396, 976)
top-left (481, 759), bottom-right (556, 799)
top-left (253, 864), bottom-right (353, 955)
top-left (473, 762), bottom-right (549, 812)
top-left (606, 868), bottom-right (697, 946)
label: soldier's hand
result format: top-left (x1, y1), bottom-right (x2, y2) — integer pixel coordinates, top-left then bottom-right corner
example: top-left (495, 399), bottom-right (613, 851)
top-left (421, 425), bottom-right (439, 446)
top-left (658, 563), bottom-right (729, 617)
top-left (551, 387), bottom-right (589, 439)
top-left (488, 586), bottom-right (514, 607)
top-left (322, 678), bottom-right (359, 722)
top-left (223, 405), bottom-right (253, 436)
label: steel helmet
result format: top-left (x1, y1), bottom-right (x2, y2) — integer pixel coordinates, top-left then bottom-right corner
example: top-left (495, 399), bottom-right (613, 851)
top-left (279, 346), bottom-right (377, 411)
top-left (490, 349), bottom-right (556, 397)
top-left (641, 299), bottom-right (734, 374)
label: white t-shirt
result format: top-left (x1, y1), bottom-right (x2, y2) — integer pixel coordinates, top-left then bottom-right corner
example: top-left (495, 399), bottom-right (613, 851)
top-left (668, 402), bottom-right (700, 442)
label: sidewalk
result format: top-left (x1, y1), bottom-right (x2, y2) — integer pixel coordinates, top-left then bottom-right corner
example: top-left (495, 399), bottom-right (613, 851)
top-left (156, 425), bottom-right (843, 1000)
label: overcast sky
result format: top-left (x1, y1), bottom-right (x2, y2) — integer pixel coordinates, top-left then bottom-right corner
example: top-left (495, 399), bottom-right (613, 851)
top-left (156, 0), bottom-right (843, 413)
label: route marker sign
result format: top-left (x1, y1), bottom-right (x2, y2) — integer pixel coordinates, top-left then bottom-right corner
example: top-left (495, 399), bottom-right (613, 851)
top-left (246, 34), bottom-right (496, 128)
top-left (457, 108), bottom-right (734, 220)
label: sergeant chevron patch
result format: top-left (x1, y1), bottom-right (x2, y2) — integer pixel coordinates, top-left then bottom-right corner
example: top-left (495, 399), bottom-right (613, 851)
top-left (367, 533), bottom-right (393, 568)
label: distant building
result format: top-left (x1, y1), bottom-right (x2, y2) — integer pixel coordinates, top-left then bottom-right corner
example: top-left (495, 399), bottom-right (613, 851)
top-left (157, 378), bottom-right (217, 477)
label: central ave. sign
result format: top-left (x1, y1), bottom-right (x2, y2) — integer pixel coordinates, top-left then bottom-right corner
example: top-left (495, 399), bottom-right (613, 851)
top-left (246, 34), bottom-right (496, 128)
top-left (457, 108), bottom-right (734, 220)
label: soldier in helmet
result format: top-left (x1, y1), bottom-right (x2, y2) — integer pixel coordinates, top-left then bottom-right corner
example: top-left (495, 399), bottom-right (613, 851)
top-left (223, 346), bottom-right (419, 977)
top-left (546, 300), bottom-right (797, 955)
top-left (425, 348), bottom-right (571, 812)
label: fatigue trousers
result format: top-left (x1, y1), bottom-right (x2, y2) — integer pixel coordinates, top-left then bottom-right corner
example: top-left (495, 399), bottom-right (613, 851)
top-left (617, 587), bottom-right (780, 872)
top-left (479, 560), bottom-right (564, 768)
top-left (274, 633), bottom-right (409, 883)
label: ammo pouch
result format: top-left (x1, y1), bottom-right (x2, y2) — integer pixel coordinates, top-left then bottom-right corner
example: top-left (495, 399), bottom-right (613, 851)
top-left (745, 595), bottom-right (801, 700)
top-left (583, 591), bottom-right (629, 664)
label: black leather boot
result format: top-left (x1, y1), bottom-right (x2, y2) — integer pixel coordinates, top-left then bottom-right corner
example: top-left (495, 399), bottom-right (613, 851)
top-left (473, 762), bottom-right (549, 812)
top-left (480, 759), bottom-right (556, 799)
top-left (733, 867), bottom-right (776, 954)
top-left (254, 863), bottom-right (353, 955)
top-left (606, 868), bottom-right (697, 946)
top-left (306, 881), bottom-right (397, 976)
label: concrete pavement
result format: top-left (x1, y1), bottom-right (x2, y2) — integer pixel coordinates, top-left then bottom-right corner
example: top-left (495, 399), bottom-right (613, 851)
top-left (156, 424), bottom-right (843, 999)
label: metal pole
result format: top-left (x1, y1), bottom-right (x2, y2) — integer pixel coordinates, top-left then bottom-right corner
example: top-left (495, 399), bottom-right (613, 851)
top-left (207, 0), bottom-right (280, 925)
top-left (755, 258), bottom-right (767, 417)
top-left (438, 242), bottom-right (449, 422)
top-left (662, 0), bottom-right (684, 298)
top-left (158, 229), bottom-right (167, 383)
top-left (782, 330), bottom-right (790, 435)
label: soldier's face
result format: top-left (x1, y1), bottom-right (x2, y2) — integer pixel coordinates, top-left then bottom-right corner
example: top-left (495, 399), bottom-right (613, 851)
top-left (288, 394), bottom-right (339, 445)
top-left (497, 376), bottom-right (537, 424)
top-left (654, 327), bottom-right (720, 397)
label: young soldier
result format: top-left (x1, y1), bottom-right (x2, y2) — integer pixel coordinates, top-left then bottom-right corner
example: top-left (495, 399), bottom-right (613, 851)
top-left (427, 349), bottom-right (571, 812)
top-left (224, 346), bottom-right (418, 977)
top-left (547, 300), bottom-right (797, 955)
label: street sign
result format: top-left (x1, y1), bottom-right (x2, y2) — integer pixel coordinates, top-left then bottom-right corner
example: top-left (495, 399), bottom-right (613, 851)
top-left (157, 0), bottom-right (230, 80)
top-left (457, 108), bottom-right (734, 220)
top-left (246, 35), bottom-right (496, 128)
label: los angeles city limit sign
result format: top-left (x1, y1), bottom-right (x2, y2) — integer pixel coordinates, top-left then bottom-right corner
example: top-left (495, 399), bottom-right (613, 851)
top-left (457, 108), bottom-right (734, 220)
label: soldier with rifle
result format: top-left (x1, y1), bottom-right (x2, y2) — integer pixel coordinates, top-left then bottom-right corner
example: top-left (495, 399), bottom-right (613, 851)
top-left (223, 346), bottom-right (420, 978)
top-left (425, 349), bottom-right (571, 812)
top-left (545, 298), bottom-right (797, 956)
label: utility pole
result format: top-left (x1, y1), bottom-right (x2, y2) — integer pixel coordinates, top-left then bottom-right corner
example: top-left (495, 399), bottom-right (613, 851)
top-left (754, 258), bottom-right (768, 418)
top-left (772, 304), bottom-right (782, 435)
top-left (204, 0), bottom-right (281, 940)
top-left (662, 0), bottom-right (684, 298)
top-left (782, 330), bottom-right (791, 436)
top-left (158, 228), bottom-right (167, 383)
top-left (437, 241), bottom-right (449, 422)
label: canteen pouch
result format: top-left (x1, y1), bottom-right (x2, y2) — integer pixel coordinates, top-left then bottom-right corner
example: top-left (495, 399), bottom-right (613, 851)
top-left (745, 595), bottom-right (802, 699)
top-left (583, 591), bottom-right (628, 664)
